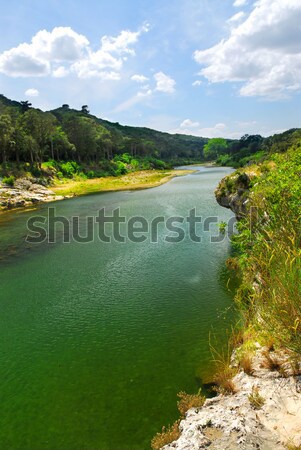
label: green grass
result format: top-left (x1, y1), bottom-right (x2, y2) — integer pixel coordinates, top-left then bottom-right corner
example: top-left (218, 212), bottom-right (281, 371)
top-left (52, 169), bottom-right (193, 197)
top-left (227, 146), bottom-right (301, 354)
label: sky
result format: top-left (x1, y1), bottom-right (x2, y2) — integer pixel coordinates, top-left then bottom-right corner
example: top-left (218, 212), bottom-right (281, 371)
top-left (0, 0), bottom-right (300, 138)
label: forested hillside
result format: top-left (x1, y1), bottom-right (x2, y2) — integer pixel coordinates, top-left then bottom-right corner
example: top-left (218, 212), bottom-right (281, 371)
top-left (0, 94), bottom-right (207, 167)
top-left (0, 94), bottom-right (300, 179)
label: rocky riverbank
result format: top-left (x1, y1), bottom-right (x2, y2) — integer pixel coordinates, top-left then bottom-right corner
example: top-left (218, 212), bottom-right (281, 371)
top-left (0, 178), bottom-right (63, 210)
top-left (163, 346), bottom-right (301, 450)
top-left (214, 170), bottom-right (257, 219)
top-left (160, 166), bottom-right (301, 450)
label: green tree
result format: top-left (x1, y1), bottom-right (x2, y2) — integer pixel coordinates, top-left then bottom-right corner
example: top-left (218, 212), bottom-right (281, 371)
top-left (20, 100), bottom-right (32, 113)
top-left (0, 114), bottom-right (14, 163)
top-left (203, 138), bottom-right (228, 160)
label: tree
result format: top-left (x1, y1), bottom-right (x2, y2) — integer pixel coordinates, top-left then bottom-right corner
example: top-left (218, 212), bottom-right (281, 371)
top-left (21, 110), bottom-right (57, 164)
top-left (203, 138), bottom-right (228, 160)
top-left (20, 100), bottom-right (32, 113)
top-left (81, 105), bottom-right (89, 114)
top-left (0, 114), bottom-right (14, 163)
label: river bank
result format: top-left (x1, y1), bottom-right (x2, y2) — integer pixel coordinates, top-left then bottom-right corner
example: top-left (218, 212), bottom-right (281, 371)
top-left (0, 169), bottom-right (192, 211)
top-left (162, 346), bottom-right (301, 450)
top-left (156, 149), bottom-right (301, 450)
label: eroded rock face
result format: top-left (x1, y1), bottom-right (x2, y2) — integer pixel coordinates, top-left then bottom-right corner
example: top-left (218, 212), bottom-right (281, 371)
top-left (0, 178), bottom-right (61, 210)
top-left (215, 172), bottom-right (253, 219)
top-left (162, 348), bottom-right (301, 450)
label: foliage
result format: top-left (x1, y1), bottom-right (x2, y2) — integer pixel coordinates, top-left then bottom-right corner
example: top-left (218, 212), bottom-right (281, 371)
top-left (151, 421), bottom-right (180, 450)
top-left (62, 161), bottom-right (80, 177)
top-left (177, 391), bottom-right (205, 416)
top-left (2, 175), bottom-right (15, 186)
top-left (238, 351), bottom-right (254, 375)
top-left (210, 333), bottom-right (238, 395)
top-left (248, 387), bottom-right (265, 409)
top-left (0, 94), bottom-right (209, 180)
top-left (203, 138), bottom-right (228, 160)
top-left (228, 145), bottom-right (301, 354)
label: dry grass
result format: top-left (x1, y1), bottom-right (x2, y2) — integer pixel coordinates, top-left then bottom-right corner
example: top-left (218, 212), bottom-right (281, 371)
top-left (239, 351), bottom-right (254, 375)
top-left (177, 391), bottom-right (205, 416)
top-left (261, 350), bottom-right (282, 372)
top-left (213, 365), bottom-right (237, 395)
top-left (151, 421), bottom-right (180, 450)
top-left (286, 441), bottom-right (301, 450)
top-left (52, 169), bottom-right (193, 197)
top-left (248, 386), bottom-right (265, 409)
top-left (210, 329), bottom-right (239, 395)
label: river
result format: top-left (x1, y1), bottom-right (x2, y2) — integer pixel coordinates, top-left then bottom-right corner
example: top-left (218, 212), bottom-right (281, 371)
top-left (0, 166), bottom-right (235, 450)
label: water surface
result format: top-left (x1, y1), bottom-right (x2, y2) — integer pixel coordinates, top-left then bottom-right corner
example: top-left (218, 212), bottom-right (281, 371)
top-left (0, 166), bottom-right (235, 450)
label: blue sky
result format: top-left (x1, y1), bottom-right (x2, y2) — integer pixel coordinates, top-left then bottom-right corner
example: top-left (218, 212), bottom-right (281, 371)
top-left (0, 0), bottom-right (300, 138)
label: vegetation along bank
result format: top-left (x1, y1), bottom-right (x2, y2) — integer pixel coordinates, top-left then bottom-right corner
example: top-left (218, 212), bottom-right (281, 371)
top-left (152, 129), bottom-right (301, 450)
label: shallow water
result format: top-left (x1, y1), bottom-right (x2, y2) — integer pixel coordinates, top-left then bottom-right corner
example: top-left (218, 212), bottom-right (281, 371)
top-left (0, 166), bottom-right (235, 450)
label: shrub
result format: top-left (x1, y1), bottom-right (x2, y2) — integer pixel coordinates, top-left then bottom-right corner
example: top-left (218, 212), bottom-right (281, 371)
top-left (2, 175), bottom-right (15, 186)
top-left (248, 386), bottom-right (265, 409)
top-left (151, 421), bottom-right (180, 450)
top-left (60, 161), bottom-right (80, 177)
top-left (177, 391), bottom-right (205, 416)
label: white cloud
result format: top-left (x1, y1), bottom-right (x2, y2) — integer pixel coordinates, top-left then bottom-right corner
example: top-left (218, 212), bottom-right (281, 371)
top-left (0, 25), bottom-right (148, 80)
top-left (173, 121), bottom-right (228, 138)
top-left (154, 71), bottom-right (176, 93)
top-left (180, 119), bottom-right (200, 128)
top-left (173, 119), bottom-right (286, 139)
top-left (25, 88), bottom-right (39, 97)
top-left (101, 30), bottom-right (141, 56)
top-left (0, 44), bottom-right (50, 77)
top-left (52, 66), bottom-right (69, 78)
top-left (194, 0), bottom-right (301, 99)
top-left (114, 88), bottom-right (152, 113)
top-left (233, 0), bottom-right (247, 7)
top-left (192, 80), bottom-right (202, 86)
top-left (227, 11), bottom-right (246, 23)
top-left (131, 74), bottom-right (149, 83)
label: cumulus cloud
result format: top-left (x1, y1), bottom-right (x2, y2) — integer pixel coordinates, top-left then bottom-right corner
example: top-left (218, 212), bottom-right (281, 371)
top-left (194, 0), bottom-right (301, 99)
top-left (0, 44), bottom-right (50, 77)
top-left (52, 66), bottom-right (69, 78)
top-left (0, 25), bottom-right (148, 80)
top-left (154, 71), bottom-right (176, 93)
top-left (180, 119), bottom-right (200, 128)
top-left (25, 88), bottom-right (39, 97)
top-left (131, 74), bottom-right (149, 83)
top-left (233, 0), bottom-right (247, 7)
top-left (101, 26), bottom-right (147, 56)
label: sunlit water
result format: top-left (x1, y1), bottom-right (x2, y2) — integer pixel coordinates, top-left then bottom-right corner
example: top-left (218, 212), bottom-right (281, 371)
top-left (0, 166), bottom-right (235, 450)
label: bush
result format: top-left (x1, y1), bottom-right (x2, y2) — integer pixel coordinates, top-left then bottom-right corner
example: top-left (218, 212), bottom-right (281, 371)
top-left (177, 391), bottom-right (205, 416)
top-left (60, 161), bottom-right (80, 177)
top-left (151, 421), bottom-right (180, 450)
top-left (2, 175), bottom-right (15, 186)
top-left (248, 387), bottom-right (265, 409)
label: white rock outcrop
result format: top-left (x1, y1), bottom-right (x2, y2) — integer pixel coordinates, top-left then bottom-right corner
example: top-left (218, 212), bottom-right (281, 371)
top-left (163, 348), bottom-right (301, 450)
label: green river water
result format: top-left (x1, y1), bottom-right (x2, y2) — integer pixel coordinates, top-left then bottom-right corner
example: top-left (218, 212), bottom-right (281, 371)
top-left (0, 166), bottom-right (235, 450)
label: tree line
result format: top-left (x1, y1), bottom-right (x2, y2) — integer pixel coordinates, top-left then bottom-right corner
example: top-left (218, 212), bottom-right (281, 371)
top-left (0, 95), bottom-right (207, 166)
